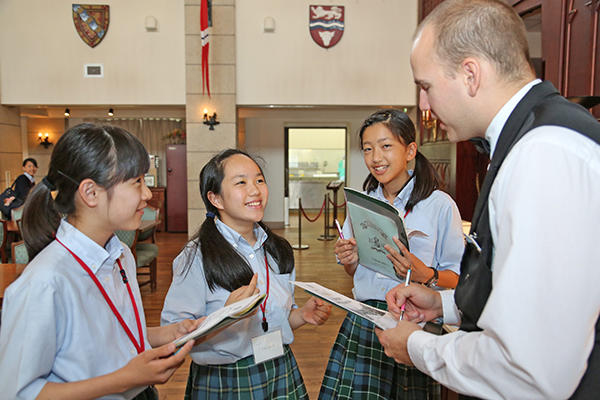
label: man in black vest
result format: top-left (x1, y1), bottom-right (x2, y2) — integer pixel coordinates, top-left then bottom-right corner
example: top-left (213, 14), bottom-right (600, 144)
top-left (375, 0), bottom-right (600, 398)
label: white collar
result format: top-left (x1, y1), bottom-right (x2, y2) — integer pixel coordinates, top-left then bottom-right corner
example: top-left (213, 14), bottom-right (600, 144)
top-left (485, 79), bottom-right (542, 157)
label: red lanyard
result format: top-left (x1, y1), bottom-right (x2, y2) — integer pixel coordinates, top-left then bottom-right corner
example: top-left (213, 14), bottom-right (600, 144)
top-left (404, 210), bottom-right (410, 219)
top-left (56, 238), bottom-right (145, 354)
top-left (259, 252), bottom-right (270, 332)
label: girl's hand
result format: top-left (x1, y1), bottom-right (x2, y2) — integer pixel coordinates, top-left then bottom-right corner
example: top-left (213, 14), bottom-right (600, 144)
top-left (334, 238), bottom-right (359, 275)
top-left (121, 340), bottom-right (194, 387)
top-left (172, 317), bottom-right (206, 346)
top-left (384, 237), bottom-right (429, 283)
top-left (225, 273), bottom-right (259, 306)
top-left (300, 296), bottom-right (332, 326)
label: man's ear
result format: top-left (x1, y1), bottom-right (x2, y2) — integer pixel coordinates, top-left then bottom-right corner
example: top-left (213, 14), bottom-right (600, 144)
top-left (461, 57), bottom-right (481, 97)
top-left (77, 178), bottom-right (100, 207)
top-left (207, 191), bottom-right (224, 210)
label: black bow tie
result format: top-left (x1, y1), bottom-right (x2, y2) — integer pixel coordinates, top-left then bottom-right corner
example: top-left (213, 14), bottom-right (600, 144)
top-left (469, 137), bottom-right (491, 155)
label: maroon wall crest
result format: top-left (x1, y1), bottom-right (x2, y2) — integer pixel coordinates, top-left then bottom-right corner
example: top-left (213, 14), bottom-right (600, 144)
top-left (72, 4), bottom-right (110, 48)
top-left (309, 5), bottom-right (344, 49)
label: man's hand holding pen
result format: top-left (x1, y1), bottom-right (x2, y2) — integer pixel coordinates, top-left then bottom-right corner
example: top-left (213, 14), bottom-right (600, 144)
top-left (374, 283), bottom-right (443, 365)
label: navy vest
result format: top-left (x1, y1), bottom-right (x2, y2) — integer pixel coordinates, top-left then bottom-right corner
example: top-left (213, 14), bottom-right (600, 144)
top-left (454, 81), bottom-right (600, 399)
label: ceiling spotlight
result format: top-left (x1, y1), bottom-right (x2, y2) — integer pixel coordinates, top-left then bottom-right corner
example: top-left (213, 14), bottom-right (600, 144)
top-left (108, 108), bottom-right (114, 117)
top-left (64, 108), bottom-right (70, 117)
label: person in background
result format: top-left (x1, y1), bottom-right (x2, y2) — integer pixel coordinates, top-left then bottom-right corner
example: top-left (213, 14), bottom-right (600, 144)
top-left (161, 148), bottom-right (331, 400)
top-left (0, 124), bottom-right (201, 399)
top-left (1, 158), bottom-right (38, 218)
top-left (376, 1), bottom-right (600, 398)
top-left (319, 109), bottom-right (464, 399)
top-left (14, 157), bottom-right (38, 200)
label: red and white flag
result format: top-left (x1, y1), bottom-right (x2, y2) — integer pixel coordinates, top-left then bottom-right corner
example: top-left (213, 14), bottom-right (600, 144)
top-left (200, 0), bottom-right (211, 96)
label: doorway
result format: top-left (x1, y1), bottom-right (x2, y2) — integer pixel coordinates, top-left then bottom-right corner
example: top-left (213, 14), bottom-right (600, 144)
top-left (285, 127), bottom-right (346, 214)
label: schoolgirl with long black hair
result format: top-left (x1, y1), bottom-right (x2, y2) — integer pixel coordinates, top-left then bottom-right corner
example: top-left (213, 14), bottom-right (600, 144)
top-left (161, 149), bottom-right (331, 399)
top-left (0, 123), bottom-right (201, 400)
top-left (319, 110), bottom-right (464, 399)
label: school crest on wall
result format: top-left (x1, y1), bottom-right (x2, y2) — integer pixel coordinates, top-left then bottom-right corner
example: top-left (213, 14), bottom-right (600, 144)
top-left (309, 5), bottom-right (344, 49)
top-left (72, 4), bottom-right (110, 48)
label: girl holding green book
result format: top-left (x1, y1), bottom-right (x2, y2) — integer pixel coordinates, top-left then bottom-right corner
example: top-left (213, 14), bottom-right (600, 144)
top-left (319, 109), bottom-right (464, 399)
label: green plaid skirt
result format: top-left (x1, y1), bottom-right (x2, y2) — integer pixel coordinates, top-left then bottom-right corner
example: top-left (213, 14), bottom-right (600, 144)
top-left (319, 300), bottom-right (440, 400)
top-left (184, 344), bottom-right (308, 400)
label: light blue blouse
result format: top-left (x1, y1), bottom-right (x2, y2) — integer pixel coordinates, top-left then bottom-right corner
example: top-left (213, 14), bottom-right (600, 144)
top-left (0, 220), bottom-right (149, 400)
top-left (161, 219), bottom-right (297, 365)
top-left (344, 174), bottom-right (464, 302)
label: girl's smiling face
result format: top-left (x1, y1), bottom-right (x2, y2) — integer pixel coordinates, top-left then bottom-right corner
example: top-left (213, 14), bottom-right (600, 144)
top-left (361, 122), bottom-right (416, 194)
top-left (209, 154), bottom-right (268, 233)
top-left (105, 175), bottom-right (152, 232)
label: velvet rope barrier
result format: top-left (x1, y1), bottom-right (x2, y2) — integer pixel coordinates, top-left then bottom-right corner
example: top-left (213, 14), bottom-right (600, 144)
top-left (328, 197), bottom-right (346, 209)
top-left (299, 197), bottom-right (326, 223)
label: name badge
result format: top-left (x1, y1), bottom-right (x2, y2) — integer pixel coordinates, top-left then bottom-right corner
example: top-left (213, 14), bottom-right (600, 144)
top-left (252, 329), bottom-right (284, 364)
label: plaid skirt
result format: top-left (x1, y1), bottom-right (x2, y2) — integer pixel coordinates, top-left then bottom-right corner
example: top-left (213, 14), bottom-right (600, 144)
top-left (319, 300), bottom-right (440, 400)
top-left (185, 344), bottom-right (308, 400)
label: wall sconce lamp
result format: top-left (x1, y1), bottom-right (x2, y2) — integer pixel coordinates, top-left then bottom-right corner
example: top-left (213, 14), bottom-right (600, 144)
top-left (203, 108), bottom-right (220, 130)
top-left (108, 108), bottom-right (114, 117)
top-left (64, 108), bottom-right (70, 117)
top-left (38, 132), bottom-right (53, 149)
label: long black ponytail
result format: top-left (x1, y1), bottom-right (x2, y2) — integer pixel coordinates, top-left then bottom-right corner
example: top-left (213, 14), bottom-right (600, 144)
top-left (22, 123), bottom-right (149, 259)
top-left (182, 149), bottom-right (294, 292)
top-left (359, 109), bottom-right (442, 213)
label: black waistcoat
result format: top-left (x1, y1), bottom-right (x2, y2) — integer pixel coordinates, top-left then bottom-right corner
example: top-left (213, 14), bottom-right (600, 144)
top-left (453, 81), bottom-right (600, 399)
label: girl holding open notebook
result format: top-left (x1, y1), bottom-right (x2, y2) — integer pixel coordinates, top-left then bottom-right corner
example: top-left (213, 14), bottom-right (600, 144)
top-left (319, 110), bottom-right (464, 399)
top-left (0, 124), bottom-right (201, 400)
top-left (161, 149), bottom-right (331, 399)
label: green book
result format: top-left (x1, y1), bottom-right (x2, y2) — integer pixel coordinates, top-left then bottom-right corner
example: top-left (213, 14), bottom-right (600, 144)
top-left (344, 187), bottom-right (409, 282)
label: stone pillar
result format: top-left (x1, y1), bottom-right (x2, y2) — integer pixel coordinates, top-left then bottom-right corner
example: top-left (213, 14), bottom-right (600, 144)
top-left (184, 0), bottom-right (236, 235)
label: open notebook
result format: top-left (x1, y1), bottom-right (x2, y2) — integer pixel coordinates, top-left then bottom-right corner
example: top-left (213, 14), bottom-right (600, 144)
top-left (173, 293), bottom-right (266, 348)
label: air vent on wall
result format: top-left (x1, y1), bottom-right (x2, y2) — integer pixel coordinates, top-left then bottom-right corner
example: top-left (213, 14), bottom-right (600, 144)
top-left (84, 63), bottom-right (104, 78)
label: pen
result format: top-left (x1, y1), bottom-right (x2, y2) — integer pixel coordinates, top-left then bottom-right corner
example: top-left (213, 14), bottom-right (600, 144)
top-left (399, 267), bottom-right (412, 321)
top-left (334, 219), bottom-right (344, 240)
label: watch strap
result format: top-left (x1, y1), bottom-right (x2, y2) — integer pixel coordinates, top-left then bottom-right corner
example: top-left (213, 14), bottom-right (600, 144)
top-left (424, 267), bottom-right (439, 287)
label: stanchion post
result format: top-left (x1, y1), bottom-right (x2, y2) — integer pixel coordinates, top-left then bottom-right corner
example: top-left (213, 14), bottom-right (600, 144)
top-left (292, 197), bottom-right (309, 250)
top-left (318, 193), bottom-right (335, 241)
top-left (331, 186), bottom-right (339, 228)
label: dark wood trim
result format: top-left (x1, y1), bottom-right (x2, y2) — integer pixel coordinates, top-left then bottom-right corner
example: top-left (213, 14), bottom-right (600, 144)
top-left (542, 0), bottom-right (568, 91)
top-left (511, 0), bottom-right (542, 14)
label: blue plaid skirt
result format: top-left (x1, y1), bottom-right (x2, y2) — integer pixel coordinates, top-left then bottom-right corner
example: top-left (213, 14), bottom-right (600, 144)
top-left (319, 300), bottom-right (440, 400)
top-left (185, 344), bottom-right (308, 400)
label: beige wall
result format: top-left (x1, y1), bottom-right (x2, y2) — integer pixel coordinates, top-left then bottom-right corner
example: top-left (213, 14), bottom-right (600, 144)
top-left (236, 0), bottom-right (419, 106)
top-left (0, 0), bottom-right (185, 105)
